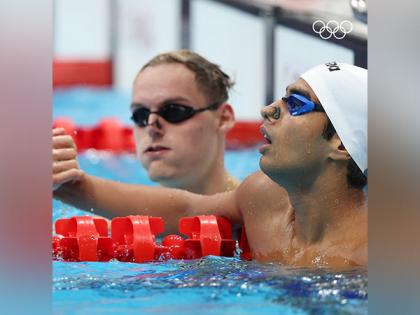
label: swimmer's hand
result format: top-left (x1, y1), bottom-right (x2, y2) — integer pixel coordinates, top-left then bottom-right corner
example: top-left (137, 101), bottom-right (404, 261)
top-left (52, 128), bottom-right (84, 191)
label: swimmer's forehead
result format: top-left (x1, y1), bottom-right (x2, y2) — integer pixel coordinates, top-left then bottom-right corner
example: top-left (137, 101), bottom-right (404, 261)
top-left (286, 78), bottom-right (321, 104)
top-left (130, 96), bottom-right (192, 111)
top-left (131, 64), bottom-right (203, 109)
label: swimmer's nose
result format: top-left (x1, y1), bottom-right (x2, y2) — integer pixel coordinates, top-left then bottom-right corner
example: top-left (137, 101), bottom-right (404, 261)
top-left (147, 114), bottom-right (163, 138)
top-left (260, 103), bottom-right (280, 122)
top-left (147, 113), bottom-right (162, 129)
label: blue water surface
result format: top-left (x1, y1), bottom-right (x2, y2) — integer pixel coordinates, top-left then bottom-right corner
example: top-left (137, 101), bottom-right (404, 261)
top-left (53, 88), bottom-right (132, 126)
top-left (53, 258), bottom-right (367, 315)
top-left (53, 88), bottom-right (367, 315)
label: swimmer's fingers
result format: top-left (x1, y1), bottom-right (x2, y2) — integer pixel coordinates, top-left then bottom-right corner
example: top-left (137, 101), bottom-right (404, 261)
top-left (53, 159), bottom-right (80, 175)
top-left (53, 148), bottom-right (78, 162)
top-left (52, 129), bottom-right (82, 191)
top-left (52, 128), bottom-right (67, 136)
top-left (53, 134), bottom-right (78, 150)
top-left (53, 169), bottom-right (84, 191)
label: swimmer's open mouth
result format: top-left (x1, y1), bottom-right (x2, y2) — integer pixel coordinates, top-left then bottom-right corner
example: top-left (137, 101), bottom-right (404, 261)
top-left (144, 145), bottom-right (170, 153)
top-left (260, 127), bottom-right (272, 144)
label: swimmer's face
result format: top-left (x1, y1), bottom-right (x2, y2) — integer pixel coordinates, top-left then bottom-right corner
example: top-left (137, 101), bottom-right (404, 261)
top-left (259, 78), bottom-right (332, 182)
top-left (131, 63), bottom-right (227, 188)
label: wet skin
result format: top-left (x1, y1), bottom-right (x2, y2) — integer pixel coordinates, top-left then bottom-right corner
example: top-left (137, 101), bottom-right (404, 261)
top-left (237, 78), bottom-right (367, 266)
top-left (53, 78), bottom-right (367, 267)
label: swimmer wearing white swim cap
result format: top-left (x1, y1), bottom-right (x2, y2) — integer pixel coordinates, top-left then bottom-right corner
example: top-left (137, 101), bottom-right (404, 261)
top-left (53, 62), bottom-right (368, 268)
top-left (260, 62), bottom-right (367, 187)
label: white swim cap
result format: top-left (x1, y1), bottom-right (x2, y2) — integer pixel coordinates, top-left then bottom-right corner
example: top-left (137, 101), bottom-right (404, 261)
top-left (301, 62), bottom-right (367, 174)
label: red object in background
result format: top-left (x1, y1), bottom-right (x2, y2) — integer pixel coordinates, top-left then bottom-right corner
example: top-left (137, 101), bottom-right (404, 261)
top-left (52, 118), bottom-right (262, 152)
top-left (53, 118), bottom-right (77, 136)
top-left (73, 128), bottom-right (94, 152)
top-left (226, 121), bottom-right (263, 149)
top-left (237, 226), bottom-right (252, 261)
top-left (52, 215), bottom-right (241, 263)
top-left (91, 118), bottom-right (126, 152)
top-left (112, 216), bottom-right (164, 263)
top-left (121, 127), bottom-right (136, 153)
top-left (179, 216), bottom-right (236, 259)
top-left (52, 235), bottom-right (63, 258)
top-left (53, 60), bottom-right (113, 87)
top-left (157, 234), bottom-right (186, 260)
top-left (54, 216), bottom-right (113, 262)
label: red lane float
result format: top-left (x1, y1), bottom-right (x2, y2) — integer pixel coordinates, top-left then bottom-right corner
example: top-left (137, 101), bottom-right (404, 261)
top-left (53, 118), bottom-right (262, 153)
top-left (53, 118), bottom-right (136, 153)
top-left (179, 216), bottom-right (236, 259)
top-left (53, 60), bottom-right (113, 87)
top-left (112, 216), bottom-right (164, 263)
top-left (54, 216), bottom-right (113, 262)
top-left (53, 215), bottom-right (251, 263)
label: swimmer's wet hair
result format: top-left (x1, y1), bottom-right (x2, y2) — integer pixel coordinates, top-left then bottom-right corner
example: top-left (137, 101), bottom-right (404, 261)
top-left (323, 120), bottom-right (367, 189)
top-left (139, 49), bottom-right (234, 104)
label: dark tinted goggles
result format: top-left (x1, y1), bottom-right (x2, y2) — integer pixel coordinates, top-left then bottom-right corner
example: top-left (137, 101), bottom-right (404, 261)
top-left (282, 93), bottom-right (324, 116)
top-left (131, 102), bottom-right (221, 127)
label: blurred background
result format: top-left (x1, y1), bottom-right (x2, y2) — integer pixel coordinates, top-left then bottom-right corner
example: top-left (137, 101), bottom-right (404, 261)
top-left (53, 0), bottom-right (367, 127)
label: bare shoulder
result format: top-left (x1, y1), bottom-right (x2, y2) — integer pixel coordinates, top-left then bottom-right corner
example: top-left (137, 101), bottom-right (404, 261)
top-left (237, 171), bottom-right (288, 197)
top-left (236, 171), bottom-right (290, 213)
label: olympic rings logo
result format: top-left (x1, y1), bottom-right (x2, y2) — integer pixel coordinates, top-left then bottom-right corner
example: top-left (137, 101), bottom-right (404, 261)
top-left (312, 20), bottom-right (353, 40)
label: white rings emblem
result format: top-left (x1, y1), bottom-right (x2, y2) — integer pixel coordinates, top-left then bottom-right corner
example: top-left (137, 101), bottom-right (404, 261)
top-left (312, 20), bottom-right (353, 40)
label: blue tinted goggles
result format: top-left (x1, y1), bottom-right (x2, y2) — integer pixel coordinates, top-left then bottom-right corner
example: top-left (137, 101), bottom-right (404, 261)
top-left (282, 93), bottom-right (324, 116)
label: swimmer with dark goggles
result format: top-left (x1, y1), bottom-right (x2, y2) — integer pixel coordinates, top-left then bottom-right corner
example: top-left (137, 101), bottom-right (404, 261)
top-left (131, 102), bottom-right (222, 127)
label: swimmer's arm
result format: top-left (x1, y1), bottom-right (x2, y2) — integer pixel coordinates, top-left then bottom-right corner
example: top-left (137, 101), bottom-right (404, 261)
top-left (54, 174), bottom-right (242, 233)
top-left (188, 189), bottom-right (243, 225)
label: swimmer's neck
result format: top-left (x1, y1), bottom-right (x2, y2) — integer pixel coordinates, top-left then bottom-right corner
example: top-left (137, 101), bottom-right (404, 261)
top-left (157, 138), bottom-right (239, 194)
top-left (283, 166), bottom-right (367, 245)
top-left (159, 168), bottom-right (239, 195)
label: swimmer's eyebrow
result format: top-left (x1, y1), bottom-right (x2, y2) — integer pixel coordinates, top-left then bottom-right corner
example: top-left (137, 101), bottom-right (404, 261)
top-left (130, 97), bottom-right (192, 111)
top-left (285, 85), bottom-right (312, 101)
top-left (130, 102), bottom-right (147, 111)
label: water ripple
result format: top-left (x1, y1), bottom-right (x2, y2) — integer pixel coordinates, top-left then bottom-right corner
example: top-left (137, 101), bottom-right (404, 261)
top-left (53, 257), bottom-right (367, 315)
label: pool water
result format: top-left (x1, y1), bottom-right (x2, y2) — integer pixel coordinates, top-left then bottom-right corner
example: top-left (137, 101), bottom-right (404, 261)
top-left (53, 88), bottom-right (367, 315)
top-left (53, 88), bottom-right (132, 126)
top-left (53, 258), bottom-right (367, 315)
top-left (52, 151), bottom-right (367, 315)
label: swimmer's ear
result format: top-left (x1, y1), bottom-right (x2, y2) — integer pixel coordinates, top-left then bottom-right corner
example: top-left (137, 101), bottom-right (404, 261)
top-left (217, 103), bottom-right (235, 132)
top-left (327, 133), bottom-right (351, 161)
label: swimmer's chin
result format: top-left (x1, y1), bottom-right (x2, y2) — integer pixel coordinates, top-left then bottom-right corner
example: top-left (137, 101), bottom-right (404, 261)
top-left (259, 157), bottom-right (274, 177)
top-left (259, 159), bottom-right (289, 186)
top-left (146, 169), bottom-right (179, 185)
